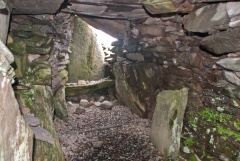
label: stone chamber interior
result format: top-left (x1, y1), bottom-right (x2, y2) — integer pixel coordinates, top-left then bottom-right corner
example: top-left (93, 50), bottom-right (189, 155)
top-left (0, 0), bottom-right (240, 161)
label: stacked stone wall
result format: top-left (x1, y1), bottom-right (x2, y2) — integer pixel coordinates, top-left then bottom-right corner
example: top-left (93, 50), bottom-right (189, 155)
top-left (112, 1), bottom-right (240, 160)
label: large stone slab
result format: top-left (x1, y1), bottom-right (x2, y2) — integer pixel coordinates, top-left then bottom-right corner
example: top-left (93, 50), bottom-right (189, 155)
top-left (184, 3), bottom-right (229, 33)
top-left (66, 79), bottom-right (114, 97)
top-left (150, 88), bottom-right (188, 159)
top-left (31, 85), bottom-right (64, 161)
top-left (143, 0), bottom-right (194, 14)
top-left (68, 17), bottom-right (105, 82)
top-left (113, 62), bottom-right (161, 118)
top-left (0, 51), bottom-right (33, 161)
top-left (200, 28), bottom-right (240, 55)
top-left (11, 0), bottom-right (64, 14)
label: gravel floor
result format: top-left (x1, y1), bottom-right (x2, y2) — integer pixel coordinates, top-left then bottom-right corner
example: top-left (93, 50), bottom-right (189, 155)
top-left (54, 95), bottom-right (163, 161)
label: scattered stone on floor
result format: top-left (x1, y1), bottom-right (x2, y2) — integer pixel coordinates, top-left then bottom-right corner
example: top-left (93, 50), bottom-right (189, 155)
top-left (54, 95), bottom-right (163, 161)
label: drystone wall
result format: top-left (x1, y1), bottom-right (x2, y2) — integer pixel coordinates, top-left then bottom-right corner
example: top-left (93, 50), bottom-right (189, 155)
top-left (7, 14), bottom-right (73, 160)
top-left (112, 1), bottom-right (240, 160)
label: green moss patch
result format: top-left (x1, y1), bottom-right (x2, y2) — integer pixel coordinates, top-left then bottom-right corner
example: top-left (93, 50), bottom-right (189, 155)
top-left (182, 107), bottom-right (240, 160)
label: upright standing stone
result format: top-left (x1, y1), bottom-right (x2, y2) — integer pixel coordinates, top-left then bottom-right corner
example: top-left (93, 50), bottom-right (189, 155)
top-left (68, 17), bottom-right (105, 82)
top-left (150, 88), bottom-right (188, 160)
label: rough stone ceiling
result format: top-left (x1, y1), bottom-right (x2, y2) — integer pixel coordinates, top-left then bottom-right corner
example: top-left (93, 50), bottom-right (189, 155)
top-left (62, 0), bottom-right (148, 20)
top-left (6, 0), bottom-right (149, 20)
top-left (5, 0), bottom-right (239, 18)
top-left (4, 0), bottom-right (235, 38)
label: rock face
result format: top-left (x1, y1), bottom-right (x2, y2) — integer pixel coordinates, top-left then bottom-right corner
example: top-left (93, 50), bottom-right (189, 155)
top-left (0, 48), bottom-right (33, 161)
top-left (184, 2), bottom-right (240, 33)
top-left (110, 2), bottom-right (240, 159)
top-left (31, 86), bottom-right (64, 161)
top-left (113, 62), bottom-right (161, 118)
top-left (143, 0), bottom-right (194, 14)
top-left (217, 58), bottom-right (240, 71)
top-left (3, 0), bottom-right (240, 160)
top-left (66, 79), bottom-right (114, 97)
top-left (7, 15), bottom-right (69, 161)
top-left (184, 3), bottom-right (229, 33)
top-left (68, 17), bottom-right (105, 82)
top-left (53, 87), bottom-right (68, 121)
top-left (200, 28), bottom-right (240, 55)
top-left (150, 88), bottom-right (188, 160)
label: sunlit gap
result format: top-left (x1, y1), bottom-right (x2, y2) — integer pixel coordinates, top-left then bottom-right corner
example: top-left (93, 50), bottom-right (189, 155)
top-left (91, 27), bottom-right (117, 47)
top-left (90, 27), bottom-right (117, 62)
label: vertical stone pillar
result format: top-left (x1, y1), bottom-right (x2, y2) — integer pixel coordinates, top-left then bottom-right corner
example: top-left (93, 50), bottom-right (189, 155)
top-left (150, 88), bottom-right (188, 160)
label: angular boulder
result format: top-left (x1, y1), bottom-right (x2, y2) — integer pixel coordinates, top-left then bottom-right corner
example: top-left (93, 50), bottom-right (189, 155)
top-left (143, 0), bottom-right (194, 14)
top-left (113, 62), bottom-right (161, 118)
top-left (150, 88), bottom-right (188, 159)
top-left (200, 28), bottom-right (240, 55)
top-left (184, 3), bottom-right (229, 33)
top-left (216, 58), bottom-right (240, 71)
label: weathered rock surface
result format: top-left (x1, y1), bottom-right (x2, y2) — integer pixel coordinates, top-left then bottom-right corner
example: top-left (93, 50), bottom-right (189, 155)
top-left (200, 28), bottom-right (240, 55)
top-left (150, 88), bottom-right (188, 159)
top-left (31, 127), bottom-right (55, 145)
top-left (99, 100), bottom-right (113, 110)
top-left (31, 85), bottom-right (65, 161)
top-left (127, 52), bottom-right (144, 61)
top-left (23, 115), bottom-right (41, 127)
top-left (11, 0), bottom-right (64, 14)
top-left (226, 2), bottom-right (240, 28)
top-left (92, 141), bottom-right (104, 148)
top-left (66, 79), bottom-right (114, 97)
top-left (143, 0), bottom-right (194, 14)
top-left (113, 62), bottom-right (161, 118)
top-left (79, 99), bottom-right (90, 108)
top-left (184, 3), bottom-right (229, 33)
top-left (0, 51), bottom-right (33, 161)
top-left (68, 17), bottom-right (105, 82)
top-left (223, 71), bottom-right (240, 86)
top-left (217, 58), bottom-right (240, 71)
top-left (53, 87), bottom-right (68, 121)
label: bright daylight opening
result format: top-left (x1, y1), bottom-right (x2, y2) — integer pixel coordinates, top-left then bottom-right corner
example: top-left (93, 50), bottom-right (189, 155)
top-left (91, 27), bottom-right (117, 47)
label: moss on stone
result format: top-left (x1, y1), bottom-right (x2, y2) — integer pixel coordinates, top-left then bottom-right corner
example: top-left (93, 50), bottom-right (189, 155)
top-left (183, 107), bottom-right (240, 160)
top-left (32, 85), bottom-right (64, 161)
top-left (12, 30), bottom-right (33, 38)
top-left (53, 87), bottom-right (68, 121)
top-left (23, 36), bottom-right (50, 47)
top-left (66, 80), bottom-right (114, 97)
top-left (19, 60), bottom-right (51, 86)
top-left (8, 41), bottom-right (26, 55)
top-left (15, 89), bottom-right (35, 112)
top-left (68, 17), bottom-right (105, 82)
top-left (14, 54), bottom-right (27, 78)
top-left (26, 46), bottom-right (51, 55)
top-left (57, 69), bottom-right (68, 79)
